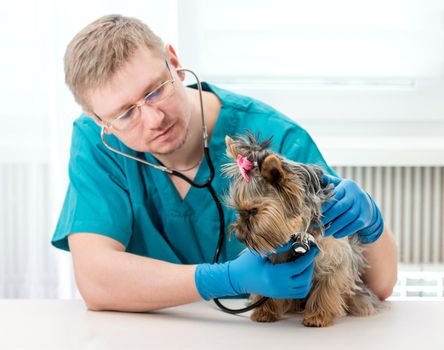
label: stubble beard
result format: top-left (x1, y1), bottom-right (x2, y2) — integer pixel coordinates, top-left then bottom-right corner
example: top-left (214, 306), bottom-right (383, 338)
top-left (152, 123), bottom-right (190, 156)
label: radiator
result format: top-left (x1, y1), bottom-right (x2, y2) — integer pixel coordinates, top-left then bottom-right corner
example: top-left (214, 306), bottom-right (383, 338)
top-left (333, 166), bottom-right (444, 264)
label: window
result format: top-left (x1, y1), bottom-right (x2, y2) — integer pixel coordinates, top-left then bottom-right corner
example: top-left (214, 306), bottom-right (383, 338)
top-left (177, 0), bottom-right (444, 123)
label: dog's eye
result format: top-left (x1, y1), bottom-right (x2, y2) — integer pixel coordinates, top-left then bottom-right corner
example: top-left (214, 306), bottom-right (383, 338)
top-left (248, 208), bottom-right (258, 216)
top-left (238, 208), bottom-right (258, 219)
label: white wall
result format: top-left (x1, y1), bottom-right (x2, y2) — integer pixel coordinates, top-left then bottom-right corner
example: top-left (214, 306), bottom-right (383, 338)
top-left (0, 0), bottom-right (178, 298)
top-left (176, 0), bottom-right (444, 166)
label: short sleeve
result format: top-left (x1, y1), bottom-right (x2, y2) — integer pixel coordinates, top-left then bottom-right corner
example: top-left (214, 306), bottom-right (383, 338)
top-left (51, 117), bottom-right (133, 251)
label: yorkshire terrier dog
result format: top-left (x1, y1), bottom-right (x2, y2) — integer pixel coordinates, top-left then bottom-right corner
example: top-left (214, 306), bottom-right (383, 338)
top-left (223, 132), bottom-right (380, 327)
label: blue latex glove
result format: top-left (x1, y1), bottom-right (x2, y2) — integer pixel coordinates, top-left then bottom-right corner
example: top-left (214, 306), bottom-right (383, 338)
top-left (195, 247), bottom-right (319, 300)
top-left (321, 174), bottom-right (384, 244)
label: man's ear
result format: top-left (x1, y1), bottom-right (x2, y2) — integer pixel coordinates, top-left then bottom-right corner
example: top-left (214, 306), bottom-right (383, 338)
top-left (225, 135), bottom-right (239, 159)
top-left (261, 154), bottom-right (286, 185)
top-left (165, 44), bottom-right (185, 81)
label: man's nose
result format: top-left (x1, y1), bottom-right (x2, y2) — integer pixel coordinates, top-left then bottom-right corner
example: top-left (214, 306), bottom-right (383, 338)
top-left (139, 103), bottom-right (165, 128)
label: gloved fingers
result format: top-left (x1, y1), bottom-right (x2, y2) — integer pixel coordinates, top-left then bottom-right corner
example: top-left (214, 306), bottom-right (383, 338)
top-left (324, 205), bottom-right (361, 237)
top-left (321, 191), bottom-right (352, 229)
top-left (359, 221), bottom-right (385, 244)
top-left (363, 207), bottom-right (382, 232)
top-left (291, 262), bottom-right (315, 283)
top-left (332, 215), bottom-right (367, 239)
top-left (265, 260), bottom-right (315, 299)
top-left (271, 248), bottom-right (317, 280)
top-left (288, 266), bottom-right (315, 299)
top-left (247, 247), bottom-right (273, 260)
top-left (293, 282), bottom-right (313, 298)
top-left (321, 186), bottom-right (345, 213)
top-left (248, 249), bottom-right (266, 259)
top-left (321, 174), bottom-right (342, 187)
top-left (267, 241), bottom-right (294, 256)
top-left (287, 248), bottom-right (318, 275)
top-left (358, 209), bottom-right (384, 240)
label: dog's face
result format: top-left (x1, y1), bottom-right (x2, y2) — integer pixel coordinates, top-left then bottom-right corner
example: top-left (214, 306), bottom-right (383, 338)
top-left (224, 133), bottom-right (328, 255)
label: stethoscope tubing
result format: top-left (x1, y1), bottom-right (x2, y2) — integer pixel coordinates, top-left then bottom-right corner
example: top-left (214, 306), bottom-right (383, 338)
top-left (99, 67), bottom-right (268, 314)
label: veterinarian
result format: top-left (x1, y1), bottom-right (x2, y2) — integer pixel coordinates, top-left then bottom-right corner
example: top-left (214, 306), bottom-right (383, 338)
top-left (52, 15), bottom-right (397, 312)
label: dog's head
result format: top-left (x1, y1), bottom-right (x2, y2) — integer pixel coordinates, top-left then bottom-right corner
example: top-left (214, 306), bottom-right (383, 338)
top-left (223, 132), bottom-right (331, 255)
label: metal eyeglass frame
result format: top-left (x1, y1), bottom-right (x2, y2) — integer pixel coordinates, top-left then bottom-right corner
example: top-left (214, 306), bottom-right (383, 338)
top-left (95, 61), bottom-right (208, 175)
top-left (93, 60), bottom-right (176, 133)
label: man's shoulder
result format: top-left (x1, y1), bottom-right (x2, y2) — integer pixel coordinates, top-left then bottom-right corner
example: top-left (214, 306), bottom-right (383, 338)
top-left (70, 113), bottom-right (126, 152)
top-left (69, 113), bottom-right (130, 175)
top-left (201, 82), bottom-right (315, 153)
top-left (224, 93), bottom-right (304, 133)
top-left (205, 82), bottom-right (303, 129)
top-left (68, 114), bottom-right (100, 149)
top-left (72, 113), bottom-right (100, 137)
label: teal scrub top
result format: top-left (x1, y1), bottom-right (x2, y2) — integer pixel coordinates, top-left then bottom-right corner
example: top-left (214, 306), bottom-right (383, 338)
top-left (52, 83), bottom-right (334, 264)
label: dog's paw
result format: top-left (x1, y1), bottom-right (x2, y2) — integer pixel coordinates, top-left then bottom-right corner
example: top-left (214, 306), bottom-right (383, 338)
top-left (347, 295), bottom-right (377, 317)
top-left (302, 314), bottom-right (333, 327)
top-left (251, 309), bottom-right (280, 323)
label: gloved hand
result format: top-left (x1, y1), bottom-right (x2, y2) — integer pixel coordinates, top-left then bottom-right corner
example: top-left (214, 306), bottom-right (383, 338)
top-left (194, 247), bottom-right (318, 300)
top-left (321, 174), bottom-right (384, 244)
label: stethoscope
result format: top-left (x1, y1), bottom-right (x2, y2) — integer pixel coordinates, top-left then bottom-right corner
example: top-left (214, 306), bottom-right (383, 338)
top-left (99, 67), bottom-right (268, 314)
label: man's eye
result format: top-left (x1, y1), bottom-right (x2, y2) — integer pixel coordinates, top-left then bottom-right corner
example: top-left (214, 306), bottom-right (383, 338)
top-left (145, 89), bottom-right (161, 102)
top-left (121, 107), bottom-right (135, 120)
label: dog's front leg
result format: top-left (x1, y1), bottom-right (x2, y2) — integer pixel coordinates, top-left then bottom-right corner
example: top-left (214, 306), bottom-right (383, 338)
top-left (250, 294), bottom-right (288, 322)
top-left (302, 237), bottom-right (350, 327)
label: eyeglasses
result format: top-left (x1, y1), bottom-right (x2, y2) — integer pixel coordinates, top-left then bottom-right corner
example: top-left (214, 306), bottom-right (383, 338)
top-left (94, 60), bottom-right (176, 131)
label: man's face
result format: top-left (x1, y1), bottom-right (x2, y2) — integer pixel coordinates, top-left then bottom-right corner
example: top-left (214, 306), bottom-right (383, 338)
top-left (88, 46), bottom-right (192, 155)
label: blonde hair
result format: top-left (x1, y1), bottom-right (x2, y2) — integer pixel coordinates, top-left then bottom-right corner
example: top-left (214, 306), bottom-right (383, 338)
top-left (64, 14), bottom-right (164, 110)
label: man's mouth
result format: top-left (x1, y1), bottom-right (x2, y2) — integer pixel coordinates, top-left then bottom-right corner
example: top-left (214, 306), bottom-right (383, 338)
top-left (153, 124), bottom-right (174, 140)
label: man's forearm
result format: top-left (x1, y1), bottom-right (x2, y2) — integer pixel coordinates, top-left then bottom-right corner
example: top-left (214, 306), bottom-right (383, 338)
top-left (362, 226), bottom-right (398, 300)
top-left (74, 250), bottom-right (202, 312)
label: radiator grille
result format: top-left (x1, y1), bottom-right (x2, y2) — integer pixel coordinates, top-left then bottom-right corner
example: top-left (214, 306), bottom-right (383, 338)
top-left (333, 166), bottom-right (444, 264)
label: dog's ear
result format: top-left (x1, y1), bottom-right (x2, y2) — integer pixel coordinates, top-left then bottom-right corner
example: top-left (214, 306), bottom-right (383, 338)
top-left (261, 154), bottom-right (286, 185)
top-left (225, 135), bottom-right (238, 160)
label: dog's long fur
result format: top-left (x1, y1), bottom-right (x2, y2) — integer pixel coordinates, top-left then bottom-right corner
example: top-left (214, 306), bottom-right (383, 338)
top-left (223, 132), bottom-right (380, 327)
